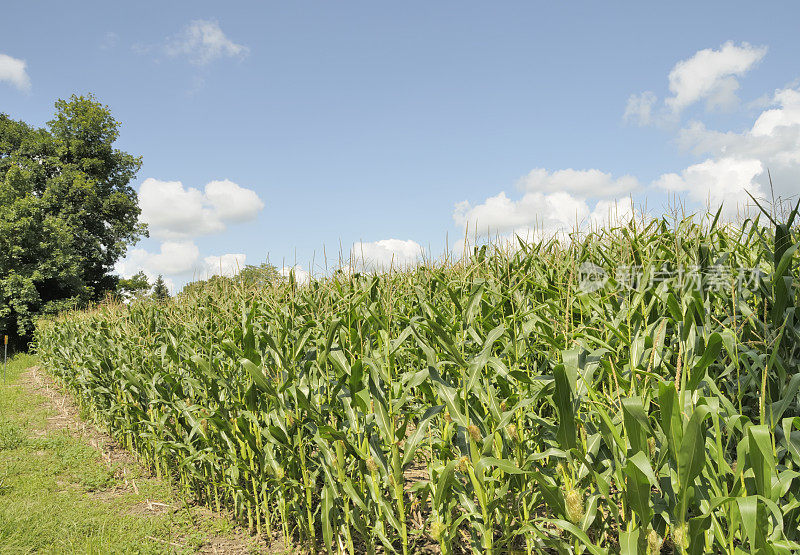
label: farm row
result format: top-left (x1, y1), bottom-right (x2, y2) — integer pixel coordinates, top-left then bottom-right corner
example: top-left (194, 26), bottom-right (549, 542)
top-left (35, 211), bottom-right (800, 554)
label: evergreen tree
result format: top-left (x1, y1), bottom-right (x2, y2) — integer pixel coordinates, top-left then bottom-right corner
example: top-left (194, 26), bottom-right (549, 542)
top-left (152, 275), bottom-right (170, 301)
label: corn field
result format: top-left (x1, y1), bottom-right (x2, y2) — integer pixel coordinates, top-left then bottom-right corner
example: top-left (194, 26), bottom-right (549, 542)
top-left (35, 207), bottom-right (800, 554)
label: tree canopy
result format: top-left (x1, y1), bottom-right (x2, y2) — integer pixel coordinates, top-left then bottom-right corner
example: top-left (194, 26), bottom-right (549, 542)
top-left (0, 94), bottom-right (145, 348)
top-left (179, 263), bottom-right (283, 297)
top-left (117, 271), bottom-right (150, 301)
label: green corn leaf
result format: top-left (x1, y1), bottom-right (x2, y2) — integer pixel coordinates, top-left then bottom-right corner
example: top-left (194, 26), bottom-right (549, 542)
top-left (553, 364), bottom-right (577, 451)
top-left (475, 456), bottom-right (526, 475)
top-left (541, 519), bottom-right (608, 555)
top-left (427, 367), bottom-right (468, 427)
top-left (687, 332), bottom-right (722, 390)
top-left (737, 496), bottom-right (765, 552)
top-left (240, 358), bottom-right (274, 394)
top-left (748, 425), bottom-right (775, 499)
top-left (624, 452), bottom-right (656, 528)
top-left (321, 484), bottom-right (335, 554)
top-left (782, 417), bottom-right (800, 464)
top-left (328, 349), bottom-right (350, 376)
top-left (658, 380), bottom-right (683, 462)
top-left (678, 405), bottom-right (711, 505)
top-left (433, 459), bottom-right (457, 510)
top-left (621, 397), bottom-right (651, 455)
top-left (401, 404), bottom-right (444, 468)
top-left (619, 527), bottom-right (640, 555)
top-left (770, 374), bottom-right (800, 424)
top-left (687, 513), bottom-right (713, 555)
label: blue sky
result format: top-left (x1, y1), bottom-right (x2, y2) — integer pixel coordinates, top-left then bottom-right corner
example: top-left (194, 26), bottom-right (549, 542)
top-left (2, 1), bottom-right (800, 290)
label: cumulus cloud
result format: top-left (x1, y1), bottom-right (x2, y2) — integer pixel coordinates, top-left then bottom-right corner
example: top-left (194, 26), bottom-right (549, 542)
top-left (454, 191), bottom-right (583, 236)
top-left (280, 265), bottom-right (310, 285)
top-left (116, 243), bottom-right (247, 290)
top-left (517, 168), bottom-right (638, 197)
top-left (165, 20), bottom-right (249, 66)
top-left (624, 42), bottom-right (767, 125)
top-left (666, 41), bottom-right (766, 113)
top-left (0, 53), bottom-right (31, 91)
top-left (624, 91), bottom-right (658, 126)
top-left (149, 241), bottom-right (202, 275)
top-left (116, 241), bottom-right (200, 278)
top-left (752, 87), bottom-right (800, 136)
top-left (454, 167), bottom-right (636, 241)
top-left (660, 84), bottom-right (800, 209)
top-left (654, 158), bottom-right (765, 216)
top-left (350, 239), bottom-right (424, 271)
top-left (204, 179), bottom-right (264, 221)
top-left (203, 253), bottom-right (246, 277)
top-left (589, 199), bottom-right (635, 228)
top-left (454, 189), bottom-right (633, 240)
top-left (138, 178), bottom-right (264, 239)
top-left (619, 41), bottom-right (796, 216)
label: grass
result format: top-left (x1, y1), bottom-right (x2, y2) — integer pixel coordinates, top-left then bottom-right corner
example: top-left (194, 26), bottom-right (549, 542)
top-left (0, 353), bottom-right (264, 554)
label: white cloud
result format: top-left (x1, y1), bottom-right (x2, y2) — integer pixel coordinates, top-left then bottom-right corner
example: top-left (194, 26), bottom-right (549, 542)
top-left (280, 265), bottom-right (310, 285)
top-left (165, 20), bottom-right (249, 66)
top-left (589, 198), bottom-right (635, 228)
top-left (454, 167), bottom-right (636, 240)
top-left (0, 53), bottom-right (31, 91)
top-left (670, 84), bottom-right (800, 205)
top-left (624, 91), bottom-right (657, 126)
top-left (204, 179), bottom-right (264, 222)
top-left (114, 251), bottom-right (147, 279)
top-left (116, 244), bottom-right (248, 291)
top-left (350, 239), bottom-right (424, 271)
top-left (456, 190), bottom-right (632, 240)
top-left (666, 41), bottom-right (766, 113)
top-left (114, 242), bottom-right (200, 295)
top-left (454, 191), bottom-right (578, 236)
top-left (116, 241), bottom-right (200, 278)
top-left (623, 42), bottom-right (767, 125)
top-left (138, 178), bottom-right (264, 239)
top-left (751, 87), bottom-right (800, 137)
top-left (203, 253), bottom-right (246, 277)
top-left (654, 158), bottom-right (765, 216)
top-left (150, 241), bottom-right (202, 275)
top-left (517, 168), bottom-right (638, 197)
top-left (138, 179), bottom-right (222, 238)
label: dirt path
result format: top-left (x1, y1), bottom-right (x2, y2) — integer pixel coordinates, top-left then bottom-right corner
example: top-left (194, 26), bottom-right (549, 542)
top-left (3, 364), bottom-right (276, 554)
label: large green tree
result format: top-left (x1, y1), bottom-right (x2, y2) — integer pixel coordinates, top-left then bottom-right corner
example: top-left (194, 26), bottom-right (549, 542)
top-left (0, 94), bottom-right (145, 347)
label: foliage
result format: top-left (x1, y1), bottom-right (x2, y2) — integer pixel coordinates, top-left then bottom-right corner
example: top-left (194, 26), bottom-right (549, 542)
top-left (152, 275), bottom-right (170, 301)
top-left (239, 263), bottom-right (282, 288)
top-left (0, 95), bottom-right (144, 348)
top-left (179, 262), bottom-right (282, 296)
top-left (35, 208), bottom-right (800, 554)
top-left (117, 271), bottom-right (150, 301)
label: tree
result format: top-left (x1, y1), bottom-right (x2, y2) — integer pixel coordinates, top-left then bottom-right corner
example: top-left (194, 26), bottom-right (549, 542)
top-left (152, 275), bottom-right (170, 301)
top-left (0, 94), bottom-right (145, 348)
top-left (238, 262), bottom-right (281, 287)
top-left (117, 271), bottom-right (150, 301)
top-left (179, 262), bottom-right (283, 297)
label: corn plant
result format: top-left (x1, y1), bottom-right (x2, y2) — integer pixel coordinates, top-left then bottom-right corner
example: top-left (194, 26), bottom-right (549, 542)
top-left (34, 206), bottom-right (800, 553)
